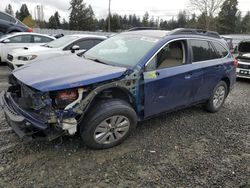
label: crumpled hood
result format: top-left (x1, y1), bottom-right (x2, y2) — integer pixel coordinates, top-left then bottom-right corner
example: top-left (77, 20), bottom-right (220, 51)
top-left (13, 55), bottom-right (127, 92)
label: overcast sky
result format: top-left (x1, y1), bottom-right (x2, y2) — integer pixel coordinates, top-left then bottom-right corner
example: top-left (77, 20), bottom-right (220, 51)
top-left (1, 0), bottom-right (249, 21)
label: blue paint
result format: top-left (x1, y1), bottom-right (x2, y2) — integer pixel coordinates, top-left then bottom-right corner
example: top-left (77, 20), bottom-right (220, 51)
top-left (13, 55), bottom-right (127, 92)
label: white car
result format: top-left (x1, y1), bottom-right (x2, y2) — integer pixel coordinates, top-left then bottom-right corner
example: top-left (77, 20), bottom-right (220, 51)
top-left (7, 34), bottom-right (107, 69)
top-left (236, 40), bottom-right (250, 79)
top-left (0, 32), bottom-right (55, 63)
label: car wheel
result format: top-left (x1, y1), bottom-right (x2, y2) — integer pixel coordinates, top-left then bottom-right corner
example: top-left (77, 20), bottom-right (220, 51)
top-left (205, 81), bottom-right (228, 113)
top-left (80, 99), bottom-right (137, 149)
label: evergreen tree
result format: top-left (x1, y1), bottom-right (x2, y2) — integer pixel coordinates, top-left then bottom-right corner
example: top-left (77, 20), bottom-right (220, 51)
top-left (48, 11), bottom-right (61, 29)
top-left (69, 0), bottom-right (95, 31)
top-left (241, 11), bottom-right (250, 33)
top-left (217, 0), bottom-right (238, 34)
top-left (142, 12), bottom-right (149, 27)
top-left (5, 4), bottom-right (13, 15)
top-left (19, 4), bottom-right (31, 22)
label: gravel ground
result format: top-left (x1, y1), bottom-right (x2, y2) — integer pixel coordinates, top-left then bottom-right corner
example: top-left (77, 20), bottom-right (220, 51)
top-left (0, 65), bottom-right (249, 188)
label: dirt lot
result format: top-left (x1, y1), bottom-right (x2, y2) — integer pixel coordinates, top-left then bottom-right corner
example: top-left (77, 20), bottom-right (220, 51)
top-left (0, 65), bottom-right (249, 188)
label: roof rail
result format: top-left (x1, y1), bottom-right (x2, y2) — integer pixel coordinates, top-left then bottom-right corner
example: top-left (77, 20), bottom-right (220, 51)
top-left (169, 28), bottom-right (221, 39)
top-left (127, 27), bottom-right (160, 31)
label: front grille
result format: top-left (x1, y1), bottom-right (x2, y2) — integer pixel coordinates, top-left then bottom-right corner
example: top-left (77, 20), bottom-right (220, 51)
top-left (7, 54), bottom-right (13, 62)
top-left (238, 63), bottom-right (250, 69)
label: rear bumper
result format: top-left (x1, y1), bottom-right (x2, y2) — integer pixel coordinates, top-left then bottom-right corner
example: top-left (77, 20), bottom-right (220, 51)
top-left (0, 91), bottom-right (51, 138)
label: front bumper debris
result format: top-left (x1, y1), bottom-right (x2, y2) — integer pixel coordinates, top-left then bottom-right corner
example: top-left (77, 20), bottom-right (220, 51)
top-left (0, 91), bottom-right (63, 140)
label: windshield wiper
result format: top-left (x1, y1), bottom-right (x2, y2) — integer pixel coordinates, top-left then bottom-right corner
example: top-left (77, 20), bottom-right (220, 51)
top-left (88, 58), bottom-right (109, 65)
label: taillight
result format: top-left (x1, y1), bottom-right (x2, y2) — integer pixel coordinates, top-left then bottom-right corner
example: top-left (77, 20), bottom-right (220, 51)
top-left (28, 28), bottom-right (33, 32)
top-left (233, 59), bottom-right (238, 67)
top-left (55, 90), bottom-right (78, 109)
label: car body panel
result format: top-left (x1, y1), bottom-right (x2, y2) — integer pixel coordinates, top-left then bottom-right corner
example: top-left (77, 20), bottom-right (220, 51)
top-left (13, 55), bottom-right (127, 92)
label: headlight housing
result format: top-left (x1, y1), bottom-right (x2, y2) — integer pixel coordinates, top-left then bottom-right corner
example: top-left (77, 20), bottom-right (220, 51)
top-left (18, 55), bottom-right (37, 61)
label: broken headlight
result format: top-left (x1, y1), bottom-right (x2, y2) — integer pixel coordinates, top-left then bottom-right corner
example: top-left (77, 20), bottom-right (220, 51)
top-left (54, 89), bottom-right (78, 109)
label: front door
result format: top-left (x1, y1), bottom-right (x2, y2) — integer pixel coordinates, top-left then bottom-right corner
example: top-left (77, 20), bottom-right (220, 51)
top-left (143, 39), bottom-right (200, 118)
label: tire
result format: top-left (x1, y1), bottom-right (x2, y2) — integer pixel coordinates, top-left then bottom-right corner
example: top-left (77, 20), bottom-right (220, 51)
top-left (80, 99), bottom-right (137, 149)
top-left (205, 81), bottom-right (228, 113)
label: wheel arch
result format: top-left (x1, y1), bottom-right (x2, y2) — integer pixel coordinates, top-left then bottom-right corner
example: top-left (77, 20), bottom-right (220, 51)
top-left (221, 76), bottom-right (230, 95)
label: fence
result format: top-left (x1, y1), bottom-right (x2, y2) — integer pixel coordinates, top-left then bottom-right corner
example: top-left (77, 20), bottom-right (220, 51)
top-left (33, 28), bottom-right (114, 36)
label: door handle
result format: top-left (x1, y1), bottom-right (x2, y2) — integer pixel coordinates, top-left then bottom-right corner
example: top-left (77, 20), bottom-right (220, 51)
top-left (215, 65), bottom-right (221, 69)
top-left (185, 73), bottom-right (192, 79)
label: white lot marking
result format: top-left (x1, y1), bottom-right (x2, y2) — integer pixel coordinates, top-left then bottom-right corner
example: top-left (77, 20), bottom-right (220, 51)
top-left (0, 143), bottom-right (16, 153)
top-left (0, 128), bottom-right (12, 133)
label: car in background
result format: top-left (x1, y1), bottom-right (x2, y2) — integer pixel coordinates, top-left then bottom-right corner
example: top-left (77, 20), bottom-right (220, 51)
top-left (0, 28), bottom-right (237, 149)
top-left (236, 40), bottom-right (250, 79)
top-left (221, 36), bottom-right (234, 53)
top-left (7, 34), bottom-right (107, 69)
top-left (0, 32), bottom-right (55, 64)
top-left (0, 11), bottom-right (32, 35)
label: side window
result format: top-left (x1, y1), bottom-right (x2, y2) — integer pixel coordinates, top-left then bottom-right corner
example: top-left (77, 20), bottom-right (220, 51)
top-left (0, 12), bottom-right (12, 22)
top-left (93, 39), bottom-right (103, 46)
top-left (33, 35), bottom-right (53, 43)
top-left (146, 40), bottom-right (186, 71)
top-left (74, 40), bottom-right (95, 50)
top-left (9, 35), bottom-right (32, 43)
top-left (213, 42), bottom-right (228, 58)
top-left (190, 40), bottom-right (218, 62)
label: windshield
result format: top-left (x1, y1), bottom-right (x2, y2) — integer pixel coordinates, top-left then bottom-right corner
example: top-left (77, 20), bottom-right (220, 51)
top-left (84, 34), bottom-right (159, 67)
top-left (44, 35), bottom-right (79, 48)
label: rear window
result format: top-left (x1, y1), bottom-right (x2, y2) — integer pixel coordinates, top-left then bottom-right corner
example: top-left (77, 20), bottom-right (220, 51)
top-left (0, 12), bottom-right (12, 22)
top-left (238, 42), bottom-right (250, 53)
top-left (213, 42), bottom-right (228, 58)
top-left (190, 39), bottom-right (218, 62)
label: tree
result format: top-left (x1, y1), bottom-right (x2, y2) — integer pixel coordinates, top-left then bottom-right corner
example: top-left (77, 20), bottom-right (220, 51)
top-left (19, 4), bottom-right (31, 22)
top-left (69, 0), bottom-right (95, 31)
top-left (61, 18), bottom-right (69, 30)
top-left (189, 0), bottom-right (224, 29)
top-left (142, 12), bottom-right (149, 27)
top-left (176, 11), bottom-right (188, 28)
top-left (241, 11), bottom-right (250, 33)
top-left (48, 11), bottom-right (61, 29)
top-left (5, 4), bottom-right (13, 15)
top-left (217, 0), bottom-right (238, 34)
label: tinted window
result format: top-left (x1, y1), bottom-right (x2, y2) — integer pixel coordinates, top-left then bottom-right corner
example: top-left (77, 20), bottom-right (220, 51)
top-left (9, 35), bottom-right (32, 43)
top-left (75, 40), bottom-right (95, 50)
top-left (33, 35), bottom-right (53, 43)
top-left (146, 40), bottom-right (185, 71)
top-left (213, 42), bottom-right (228, 58)
top-left (190, 40), bottom-right (218, 62)
top-left (0, 12), bottom-right (12, 22)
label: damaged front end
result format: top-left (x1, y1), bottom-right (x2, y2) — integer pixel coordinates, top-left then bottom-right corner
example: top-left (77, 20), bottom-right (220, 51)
top-left (0, 71), bottom-right (140, 141)
top-left (0, 75), bottom-right (90, 141)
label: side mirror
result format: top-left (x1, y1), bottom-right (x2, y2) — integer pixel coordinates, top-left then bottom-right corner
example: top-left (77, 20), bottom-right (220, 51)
top-left (71, 45), bottom-right (80, 53)
top-left (2, 39), bottom-right (10, 43)
top-left (76, 49), bottom-right (86, 57)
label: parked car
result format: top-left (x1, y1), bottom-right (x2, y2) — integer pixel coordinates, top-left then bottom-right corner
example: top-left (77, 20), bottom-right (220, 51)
top-left (0, 32), bottom-right (55, 64)
top-left (0, 28), bottom-right (237, 149)
top-left (0, 11), bottom-right (32, 35)
top-left (236, 40), bottom-right (250, 79)
top-left (7, 34), bottom-right (107, 69)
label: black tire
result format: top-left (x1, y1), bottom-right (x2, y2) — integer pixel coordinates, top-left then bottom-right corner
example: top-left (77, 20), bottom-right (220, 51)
top-left (205, 81), bottom-right (228, 113)
top-left (80, 99), bottom-right (137, 149)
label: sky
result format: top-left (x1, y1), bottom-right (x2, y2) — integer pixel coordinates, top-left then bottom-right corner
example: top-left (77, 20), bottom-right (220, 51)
top-left (1, 0), bottom-right (250, 21)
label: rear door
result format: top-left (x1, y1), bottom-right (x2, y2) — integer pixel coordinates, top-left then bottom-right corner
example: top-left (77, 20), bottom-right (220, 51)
top-left (143, 39), bottom-right (199, 118)
top-left (0, 12), bottom-right (13, 34)
top-left (189, 39), bottom-right (226, 101)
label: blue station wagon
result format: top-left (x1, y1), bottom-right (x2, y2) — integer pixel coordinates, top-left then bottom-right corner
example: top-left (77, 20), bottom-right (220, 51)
top-left (0, 28), bottom-right (237, 149)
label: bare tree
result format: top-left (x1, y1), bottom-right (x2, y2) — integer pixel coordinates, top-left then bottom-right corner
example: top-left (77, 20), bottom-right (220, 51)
top-left (189, 0), bottom-right (224, 29)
